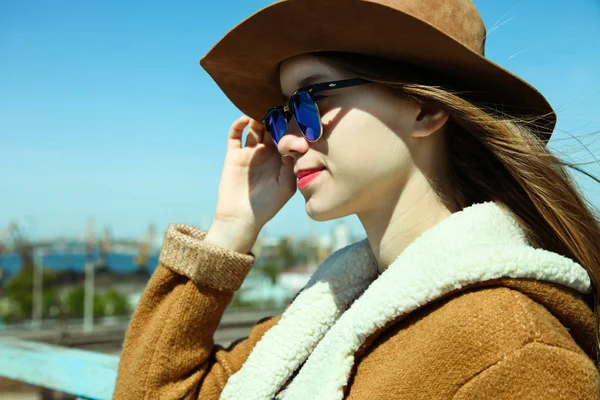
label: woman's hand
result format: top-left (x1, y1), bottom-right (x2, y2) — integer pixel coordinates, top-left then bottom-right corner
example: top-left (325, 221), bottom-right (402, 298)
top-left (206, 116), bottom-right (297, 253)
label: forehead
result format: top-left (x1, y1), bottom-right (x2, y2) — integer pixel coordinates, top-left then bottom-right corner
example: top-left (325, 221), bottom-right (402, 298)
top-left (279, 54), bottom-right (351, 99)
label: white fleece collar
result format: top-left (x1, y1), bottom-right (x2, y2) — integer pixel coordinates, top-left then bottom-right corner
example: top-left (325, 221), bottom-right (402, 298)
top-left (220, 202), bottom-right (591, 400)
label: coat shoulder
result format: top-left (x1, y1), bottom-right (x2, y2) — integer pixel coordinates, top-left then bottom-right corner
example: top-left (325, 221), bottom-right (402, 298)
top-left (426, 282), bottom-right (590, 355)
top-left (346, 281), bottom-right (598, 399)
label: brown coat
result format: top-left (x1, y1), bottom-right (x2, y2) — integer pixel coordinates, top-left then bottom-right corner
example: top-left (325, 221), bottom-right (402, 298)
top-left (114, 203), bottom-right (599, 399)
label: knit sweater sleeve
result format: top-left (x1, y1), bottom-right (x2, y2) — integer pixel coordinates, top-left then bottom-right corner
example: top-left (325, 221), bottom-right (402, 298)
top-left (113, 224), bottom-right (281, 400)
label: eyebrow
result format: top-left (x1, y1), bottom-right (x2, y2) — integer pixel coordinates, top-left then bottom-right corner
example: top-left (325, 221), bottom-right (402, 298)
top-left (282, 73), bottom-right (330, 102)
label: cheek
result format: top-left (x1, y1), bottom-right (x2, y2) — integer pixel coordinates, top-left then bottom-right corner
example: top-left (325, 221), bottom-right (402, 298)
top-left (325, 109), bottom-right (409, 169)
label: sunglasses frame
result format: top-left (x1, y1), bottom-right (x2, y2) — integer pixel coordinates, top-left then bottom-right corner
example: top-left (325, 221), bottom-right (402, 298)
top-left (261, 78), bottom-right (372, 144)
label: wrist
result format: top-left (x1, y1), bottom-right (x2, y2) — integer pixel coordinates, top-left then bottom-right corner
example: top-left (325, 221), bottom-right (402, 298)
top-left (205, 218), bottom-right (260, 254)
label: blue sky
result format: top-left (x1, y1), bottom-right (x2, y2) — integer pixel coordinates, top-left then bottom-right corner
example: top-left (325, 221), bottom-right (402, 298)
top-left (1, 0), bottom-right (599, 242)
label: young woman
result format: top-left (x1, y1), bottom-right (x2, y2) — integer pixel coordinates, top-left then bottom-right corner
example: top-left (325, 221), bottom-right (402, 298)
top-left (114, 1), bottom-right (600, 398)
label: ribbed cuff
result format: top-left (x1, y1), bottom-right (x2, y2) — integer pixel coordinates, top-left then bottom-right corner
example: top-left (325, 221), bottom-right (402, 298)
top-left (158, 224), bottom-right (256, 292)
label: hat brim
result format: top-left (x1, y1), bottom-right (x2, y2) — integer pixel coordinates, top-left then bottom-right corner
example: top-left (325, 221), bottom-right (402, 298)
top-left (200, 1), bottom-right (556, 141)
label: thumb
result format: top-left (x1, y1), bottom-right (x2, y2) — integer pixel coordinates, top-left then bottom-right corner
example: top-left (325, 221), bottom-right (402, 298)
top-left (280, 155), bottom-right (297, 190)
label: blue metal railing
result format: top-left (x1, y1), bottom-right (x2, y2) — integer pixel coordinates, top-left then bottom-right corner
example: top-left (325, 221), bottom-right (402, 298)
top-left (0, 338), bottom-right (119, 400)
top-left (0, 309), bottom-right (283, 398)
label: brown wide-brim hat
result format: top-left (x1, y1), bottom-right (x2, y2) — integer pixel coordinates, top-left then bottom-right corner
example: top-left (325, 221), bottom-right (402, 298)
top-left (200, 0), bottom-right (556, 141)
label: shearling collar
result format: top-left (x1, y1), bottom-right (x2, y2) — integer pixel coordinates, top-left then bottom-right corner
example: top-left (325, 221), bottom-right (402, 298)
top-left (220, 202), bottom-right (592, 400)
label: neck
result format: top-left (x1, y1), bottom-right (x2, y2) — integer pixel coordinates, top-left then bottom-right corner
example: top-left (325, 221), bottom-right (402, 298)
top-left (359, 176), bottom-right (458, 274)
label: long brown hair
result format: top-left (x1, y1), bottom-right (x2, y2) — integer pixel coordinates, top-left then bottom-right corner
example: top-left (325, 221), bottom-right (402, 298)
top-left (313, 51), bottom-right (600, 365)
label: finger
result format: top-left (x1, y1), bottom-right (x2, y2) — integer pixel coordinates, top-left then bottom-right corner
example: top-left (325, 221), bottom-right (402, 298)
top-left (228, 116), bottom-right (250, 151)
top-left (244, 119), bottom-right (263, 147)
top-left (281, 154), bottom-right (294, 167)
top-left (280, 155), bottom-right (297, 192)
top-left (262, 125), bottom-right (275, 147)
top-left (261, 122), bottom-right (281, 150)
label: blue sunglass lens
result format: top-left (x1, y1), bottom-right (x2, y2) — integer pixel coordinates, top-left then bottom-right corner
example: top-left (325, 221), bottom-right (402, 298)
top-left (265, 109), bottom-right (287, 144)
top-left (292, 91), bottom-right (321, 141)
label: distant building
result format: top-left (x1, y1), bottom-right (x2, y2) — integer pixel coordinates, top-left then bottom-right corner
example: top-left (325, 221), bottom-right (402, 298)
top-left (238, 275), bottom-right (291, 307)
top-left (331, 222), bottom-right (352, 253)
top-left (252, 235), bottom-right (282, 260)
top-left (279, 267), bottom-right (315, 295)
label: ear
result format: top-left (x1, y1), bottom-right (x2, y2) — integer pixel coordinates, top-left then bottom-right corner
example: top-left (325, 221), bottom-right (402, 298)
top-left (412, 104), bottom-right (449, 138)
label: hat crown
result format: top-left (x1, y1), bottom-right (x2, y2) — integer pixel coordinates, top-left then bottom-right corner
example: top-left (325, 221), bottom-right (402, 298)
top-left (350, 0), bottom-right (487, 55)
top-left (201, 0), bottom-right (555, 140)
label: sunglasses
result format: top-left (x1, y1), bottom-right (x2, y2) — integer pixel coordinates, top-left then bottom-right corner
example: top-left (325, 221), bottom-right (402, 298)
top-left (261, 78), bottom-right (372, 145)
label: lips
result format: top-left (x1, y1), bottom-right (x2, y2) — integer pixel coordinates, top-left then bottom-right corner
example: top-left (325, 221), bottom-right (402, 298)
top-left (296, 167), bottom-right (326, 179)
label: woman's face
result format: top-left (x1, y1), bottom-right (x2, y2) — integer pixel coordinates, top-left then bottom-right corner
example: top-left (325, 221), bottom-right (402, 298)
top-left (277, 54), bottom-right (442, 222)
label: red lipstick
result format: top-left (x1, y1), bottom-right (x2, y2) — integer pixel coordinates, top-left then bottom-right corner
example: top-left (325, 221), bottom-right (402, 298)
top-left (296, 168), bottom-right (325, 189)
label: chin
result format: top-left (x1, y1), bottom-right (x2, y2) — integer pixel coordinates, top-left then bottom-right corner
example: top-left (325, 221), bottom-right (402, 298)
top-left (305, 199), bottom-right (351, 222)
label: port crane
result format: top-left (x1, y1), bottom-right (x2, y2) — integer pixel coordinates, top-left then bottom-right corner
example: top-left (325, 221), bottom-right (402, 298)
top-left (98, 227), bottom-right (111, 270)
top-left (83, 219), bottom-right (96, 332)
top-left (135, 224), bottom-right (156, 271)
top-left (0, 223), bottom-right (42, 324)
top-left (0, 223), bottom-right (34, 272)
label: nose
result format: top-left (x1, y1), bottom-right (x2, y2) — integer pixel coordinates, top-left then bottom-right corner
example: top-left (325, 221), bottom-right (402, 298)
top-left (277, 117), bottom-right (310, 157)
